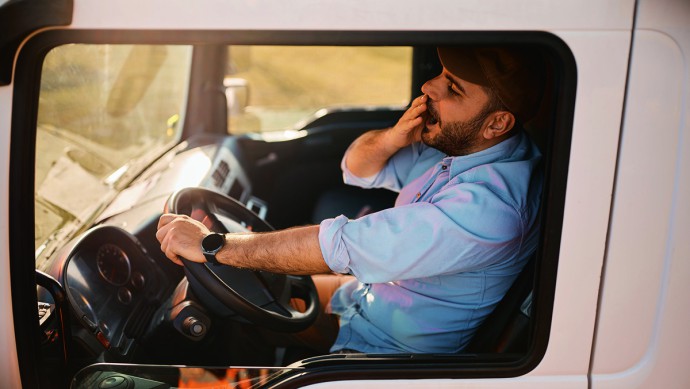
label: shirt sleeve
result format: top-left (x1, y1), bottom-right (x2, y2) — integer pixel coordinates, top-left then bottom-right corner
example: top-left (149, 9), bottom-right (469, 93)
top-left (318, 182), bottom-right (524, 283)
top-left (341, 142), bottom-right (431, 192)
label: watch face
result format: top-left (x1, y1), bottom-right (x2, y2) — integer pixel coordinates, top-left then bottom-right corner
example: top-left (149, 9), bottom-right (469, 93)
top-left (202, 233), bottom-right (224, 253)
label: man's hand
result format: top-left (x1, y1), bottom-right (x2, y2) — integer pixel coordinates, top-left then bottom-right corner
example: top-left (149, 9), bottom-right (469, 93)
top-left (156, 213), bottom-right (329, 274)
top-left (156, 213), bottom-right (211, 266)
top-left (384, 94), bottom-right (427, 152)
top-left (345, 94), bottom-right (427, 178)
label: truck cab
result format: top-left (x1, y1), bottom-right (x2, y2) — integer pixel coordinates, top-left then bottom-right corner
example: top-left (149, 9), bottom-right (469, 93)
top-left (1, 0), bottom-right (688, 387)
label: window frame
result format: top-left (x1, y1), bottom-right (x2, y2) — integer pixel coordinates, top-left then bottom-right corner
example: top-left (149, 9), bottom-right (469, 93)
top-left (10, 29), bottom-right (575, 387)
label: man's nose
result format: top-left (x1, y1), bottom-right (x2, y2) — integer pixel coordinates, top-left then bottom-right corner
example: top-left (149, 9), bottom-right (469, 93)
top-left (421, 76), bottom-right (441, 100)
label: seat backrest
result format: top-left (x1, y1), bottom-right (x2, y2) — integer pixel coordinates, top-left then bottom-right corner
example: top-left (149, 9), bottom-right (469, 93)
top-left (464, 254), bottom-right (535, 353)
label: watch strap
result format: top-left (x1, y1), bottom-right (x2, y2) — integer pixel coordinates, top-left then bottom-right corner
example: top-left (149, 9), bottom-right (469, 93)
top-left (201, 233), bottom-right (224, 265)
top-left (203, 251), bottom-right (220, 265)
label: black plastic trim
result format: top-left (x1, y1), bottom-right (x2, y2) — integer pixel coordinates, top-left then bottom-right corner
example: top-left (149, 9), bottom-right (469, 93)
top-left (0, 0), bottom-right (73, 85)
top-left (10, 28), bottom-right (576, 387)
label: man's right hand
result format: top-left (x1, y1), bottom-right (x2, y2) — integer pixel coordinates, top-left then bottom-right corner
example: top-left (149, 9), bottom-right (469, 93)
top-left (383, 94), bottom-right (428, 152)
top-left (344, 95), bottom-right (427, 178)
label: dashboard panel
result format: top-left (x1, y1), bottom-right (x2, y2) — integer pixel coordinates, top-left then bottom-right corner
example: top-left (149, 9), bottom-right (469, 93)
top-left (54, 134), bottom-right (268, 358)
top-left (98, 134), bottom-right (266, 234)
top-left (63, 226), bottom-right (169, 355)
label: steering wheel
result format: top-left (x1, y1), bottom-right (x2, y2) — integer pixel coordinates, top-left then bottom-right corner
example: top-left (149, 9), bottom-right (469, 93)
top-left (165, 187), bottom-right (319, 332)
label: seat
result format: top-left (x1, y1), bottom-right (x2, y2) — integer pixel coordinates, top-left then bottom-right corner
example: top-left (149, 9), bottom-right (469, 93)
top-left (464, 254), bottom-right (536, 353)
top-left (311, 186), bottom-right (397, 223)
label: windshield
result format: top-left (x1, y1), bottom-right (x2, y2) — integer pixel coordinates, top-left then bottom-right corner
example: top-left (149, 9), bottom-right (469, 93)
top-left (35, 44), bottom-right (192, 268)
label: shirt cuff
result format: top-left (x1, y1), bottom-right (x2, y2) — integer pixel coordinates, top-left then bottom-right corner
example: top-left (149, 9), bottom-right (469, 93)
top-left (341, 151), bottom-right (378, 188)
top-left (318, 215), bottom-right (352, 274)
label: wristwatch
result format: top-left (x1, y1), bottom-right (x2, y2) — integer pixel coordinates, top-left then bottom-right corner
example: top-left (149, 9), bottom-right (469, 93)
top-left (201, 233), bottom-right (225, 265)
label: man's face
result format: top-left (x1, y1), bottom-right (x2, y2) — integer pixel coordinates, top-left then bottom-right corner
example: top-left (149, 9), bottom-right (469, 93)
top-left (420, 68), bottom-right (494, 156)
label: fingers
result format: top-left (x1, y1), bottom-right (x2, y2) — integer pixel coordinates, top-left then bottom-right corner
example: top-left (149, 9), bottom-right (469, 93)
top-left (400, 95), bottom-right (427, 127)
top-left (392, 95), bottom-right (427, 141)
top-left (410, 94), bottom-right (427, 108)
top-left (156, 213), bottom-right (197, 244)
top-left (156, 213), bottom-right (208, 266)
top-left (400, 95), bottom-right (427, 122)
top-left (159, 230), bottom-right (184, 266)
top-left (411, 94), bottom-right (428, 114)
top-left (380, 95), bottom-right (428, 151)
top-left (157, 213), bottom-right (182, 231)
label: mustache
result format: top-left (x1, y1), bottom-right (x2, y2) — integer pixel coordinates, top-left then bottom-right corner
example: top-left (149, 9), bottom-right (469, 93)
top-left (426, 101), bottom-right (440, 125)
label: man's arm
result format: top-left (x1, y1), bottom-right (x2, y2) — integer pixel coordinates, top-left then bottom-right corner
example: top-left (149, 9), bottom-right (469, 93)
top-left (155, 96), bottom-right (428, 272)
top-left (345, 94), bottom-right (427, 178)
top-left (156, 214), bottom-right (331, 274)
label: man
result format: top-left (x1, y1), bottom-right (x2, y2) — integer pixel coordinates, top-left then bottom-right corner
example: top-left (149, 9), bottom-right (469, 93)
top-left (157, 46), bottom-right (545, 354)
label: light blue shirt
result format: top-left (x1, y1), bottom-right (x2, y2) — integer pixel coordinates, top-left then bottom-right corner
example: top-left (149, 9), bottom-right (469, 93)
top-left (318, 131), bottom-right (543, 354)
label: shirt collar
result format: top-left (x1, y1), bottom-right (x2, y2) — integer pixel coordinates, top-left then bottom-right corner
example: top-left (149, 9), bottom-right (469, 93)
top-left (446, 132), bottom-right (525, 178)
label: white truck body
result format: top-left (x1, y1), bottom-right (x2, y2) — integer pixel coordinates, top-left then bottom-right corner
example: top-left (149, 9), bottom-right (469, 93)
top-left (0, 0), bottom-right (688, 387)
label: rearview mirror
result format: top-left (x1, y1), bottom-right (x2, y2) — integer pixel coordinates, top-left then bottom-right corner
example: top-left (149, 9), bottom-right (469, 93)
top-left (224, 77), bottom-right (249, 115)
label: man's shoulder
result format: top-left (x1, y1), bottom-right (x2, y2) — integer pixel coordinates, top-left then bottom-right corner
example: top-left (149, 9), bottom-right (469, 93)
top-left (451, 132), bottom-right (540, 171)
top-left (447, 134), bottom-right (542, 210)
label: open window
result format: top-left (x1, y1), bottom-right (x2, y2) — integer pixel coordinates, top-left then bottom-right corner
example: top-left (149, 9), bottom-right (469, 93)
top-left (10, 30), bottom-right (575, 388)
top-left (223, 45), bottom-right (413, 135)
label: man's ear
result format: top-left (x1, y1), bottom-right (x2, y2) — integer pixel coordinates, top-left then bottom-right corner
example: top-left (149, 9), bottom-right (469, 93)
top-left (482, 111), bottom-right (515, 139)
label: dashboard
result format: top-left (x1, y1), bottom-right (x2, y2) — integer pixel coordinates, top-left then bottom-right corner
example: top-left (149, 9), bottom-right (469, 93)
top-left (48, 134), bottom-right (268, 358)
top-left (64, 226), bottom-right (168, 355)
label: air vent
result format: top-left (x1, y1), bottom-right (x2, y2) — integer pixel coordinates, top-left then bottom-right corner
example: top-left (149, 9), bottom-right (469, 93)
top-left (211, 161), bottom-right (230, 188)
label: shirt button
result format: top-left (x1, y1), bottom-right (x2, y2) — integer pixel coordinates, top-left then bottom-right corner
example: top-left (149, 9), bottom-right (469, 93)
top-left (416, 192), bottom-right (421, 198)
top-left (441, 165), bottom-right (447, 170)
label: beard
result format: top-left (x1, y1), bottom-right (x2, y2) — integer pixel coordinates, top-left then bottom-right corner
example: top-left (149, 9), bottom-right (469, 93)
top-left (422, 101), bottom-right (495, 156)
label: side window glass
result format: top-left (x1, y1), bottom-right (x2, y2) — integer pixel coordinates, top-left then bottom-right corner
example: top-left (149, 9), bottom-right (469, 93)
top-left (35, 44), bottom-right (192, 265)
top-left (225, 46), bottom-right (413, 134)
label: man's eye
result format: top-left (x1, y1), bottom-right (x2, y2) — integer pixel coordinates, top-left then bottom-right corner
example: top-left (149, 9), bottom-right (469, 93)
top-left (447, 83), bottom-right (460, 96)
